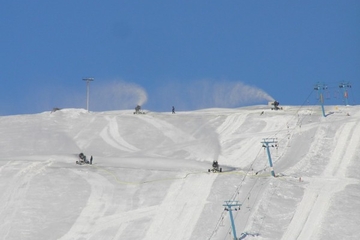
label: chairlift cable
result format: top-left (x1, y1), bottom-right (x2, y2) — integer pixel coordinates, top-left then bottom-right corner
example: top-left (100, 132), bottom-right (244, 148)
top-left (208, 146), bottom-right (264, 240)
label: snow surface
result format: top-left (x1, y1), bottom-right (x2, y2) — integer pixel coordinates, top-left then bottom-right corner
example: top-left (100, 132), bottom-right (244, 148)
top-left (0, 105), bottom-right (359, 240)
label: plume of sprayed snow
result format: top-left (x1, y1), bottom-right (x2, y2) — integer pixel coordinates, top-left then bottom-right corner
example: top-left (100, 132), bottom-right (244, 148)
top-left (91, 81), bottom-right (148, 111)
top-left (213, 81), bottom-right (274, 107)
top-left (193, 121), bottom-right (222, 160)
top-left (38, 79), bottom-right (271, 113)
top-left (34, 80), bottom-right (147, 113)
top-left (158, 80), bottom-right (274, 110)
top-left (151, 80), bottom-right (274, 110)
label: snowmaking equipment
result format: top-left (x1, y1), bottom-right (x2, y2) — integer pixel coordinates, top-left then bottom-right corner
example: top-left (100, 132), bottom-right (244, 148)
top-left (270, 100), bottom-right (282, 110)
top-left (134, 105), bottom-right (145, 114)
top-left (76, 153), bottom-right (93, 165)
top-left (208, 160), bottom-right (222, 173)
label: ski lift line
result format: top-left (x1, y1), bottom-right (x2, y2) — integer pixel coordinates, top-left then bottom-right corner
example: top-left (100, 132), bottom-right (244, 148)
top-left (211, 132), bottom-right (301, 240)
top-left (263, 89), bottom-right (316, 154)
top-left (212, 205), bottom-right (243, 240)
top-left (224, 178), bottom-right (264, 239)
top-left (227, 149), bottom-right (266, 230)
top-left (349, 87), bottom-right (357, 105)
top-left (207, 201), bottom-right (231, 238)
top-left (285, 90), bottom-right (315, 128)
top-left (208, 159), bottom-right (271, 239)
top-left (214, 84), bottom-right (346, 240)
top-left (239, 91), bottom-right (315, 181)
top-left (253, 180), bottom-right (281, 235)
top-left (208, 147), bottom-right (264, 240)
top-left (266, 89), bottom-right (315, 141)
top-left (208, 161), bottom-right (272, 239)
top-left (229, 146), bottom-right (265, 201)
top-left (208, 212), bottom-right (227, 240)
top-left (231, 186), bottom-right (263, 239)
top-left (315, 81), bottom-right (355, 105)
top-left (222, 221), bottom-right (237, 240)
top-left (208, 209), bottom-right (231, 240)
top-left (325, 80), bottom-right (352, 87)
top-left (212, 90), bottom-right (315, 239)
top-left (238, 166), bottom-right (266, 208)
top-left (326, 85), bottom-right (344, 90)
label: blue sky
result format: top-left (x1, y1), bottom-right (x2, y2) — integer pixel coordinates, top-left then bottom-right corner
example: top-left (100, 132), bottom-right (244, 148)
top-left (1, 1), bottom-right (359, 115)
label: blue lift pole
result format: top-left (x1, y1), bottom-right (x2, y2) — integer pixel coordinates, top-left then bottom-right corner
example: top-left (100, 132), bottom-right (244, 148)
top-left (339, 82), bottom-right (351, 106)
top-left (261, 138), bottom-right (278, 177)
top-left (314, 83), bottom-right (327, 117)
top-left (223, 200), bottom-right (241, 240)
top-left (82, 78), bottom-right (94, 112)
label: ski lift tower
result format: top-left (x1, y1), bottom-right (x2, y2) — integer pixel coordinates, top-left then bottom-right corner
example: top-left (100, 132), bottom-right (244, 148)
top-left (261, 138), bottom-right (278, 177)
top-left (82, 78), bottom-right (94, 112)
top-left (223, 200), bottom-right (241, 240)
top-left (339, 82), bottom-right (351, 106)
top-left (314, 83), bottom-right (327, 117)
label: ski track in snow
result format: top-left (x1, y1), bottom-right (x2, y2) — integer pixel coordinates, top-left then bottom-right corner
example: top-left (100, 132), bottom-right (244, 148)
top-left (58, 168), bottom-right (116, 239)
top-left (99, 116), bottom-right (139, 152)
top-left (217, 112), bottom-right (258, 166)
top-left (140, 114), bottom-right (194, 143)
top-left (281, 120), bottom-right (360, 240)
top-left (0, 160), bottom-right (53, 239)
top-left (1, 106), bottom-right (360, 240)
top-left (144, 173), bottom-right (217, 240)
top-left (217, 112), bottom-right (247, 139)
top-left (217, 111), bottom-right (291, 169)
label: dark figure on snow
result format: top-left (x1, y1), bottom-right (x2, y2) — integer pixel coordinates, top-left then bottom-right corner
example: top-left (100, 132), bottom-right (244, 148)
top-left (135, 105), bottom-right (141, 114)
top-left (212, 160), bottom-right (218, 168)
top-left (172, 106), bottom-right (175, 114)
top-left (79, 153), bottom-right (86, 162)
top-left (90, 156), bottom-right (93, 165)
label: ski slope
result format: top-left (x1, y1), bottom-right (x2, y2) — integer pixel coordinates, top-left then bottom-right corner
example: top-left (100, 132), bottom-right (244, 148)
top-left (0, 105), bottom-right (359, 240)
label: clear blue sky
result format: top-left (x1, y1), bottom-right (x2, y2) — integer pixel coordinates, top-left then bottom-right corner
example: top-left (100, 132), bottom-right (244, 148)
top-left (1, 1), bottom-right (359, 115)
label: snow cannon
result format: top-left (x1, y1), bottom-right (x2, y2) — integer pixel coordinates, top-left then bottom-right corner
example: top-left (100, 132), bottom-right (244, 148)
top-left (76, 153), bottom-right (92, 165)
top-left (208, 160), bottom-right (222, 173)
top-left (270, 100), bottom-right (283, 110)
top-left (79, 153), bottom-right (86, 161)
top-left (134, 105), bottom-right (145, 114)
top-left (76, 153), bottom-right (87, 165)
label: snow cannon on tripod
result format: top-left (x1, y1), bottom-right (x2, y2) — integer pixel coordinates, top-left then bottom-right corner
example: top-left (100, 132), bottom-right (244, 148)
top-left (270, 100), bottom-right (283, 110)
top-left (76, 152), bottom-right (93, 165)
top-left (134, 105), bottom-right (145, 114)
top-left (208, 160), bottom-right (222, 173)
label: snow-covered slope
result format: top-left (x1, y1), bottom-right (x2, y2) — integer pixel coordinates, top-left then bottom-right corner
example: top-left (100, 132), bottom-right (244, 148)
top-left (0, 105), bottom-right (359, 240)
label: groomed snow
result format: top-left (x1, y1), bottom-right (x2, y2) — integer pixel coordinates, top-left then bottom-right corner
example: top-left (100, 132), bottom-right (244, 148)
top-left (0, 105), bottom-right (359, 240)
